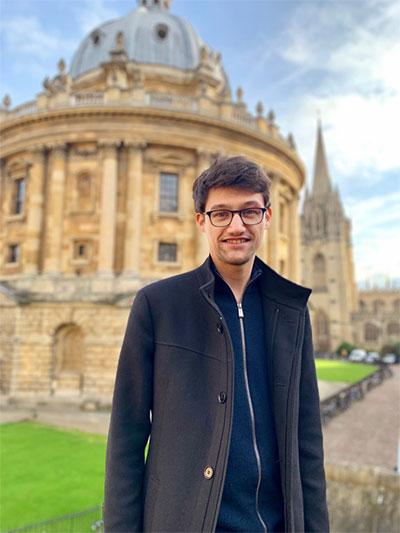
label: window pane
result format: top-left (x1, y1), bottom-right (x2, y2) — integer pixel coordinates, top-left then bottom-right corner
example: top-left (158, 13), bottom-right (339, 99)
top-left (158, 242), bottom-right (177, 262)
top-left (14, 178), bottom-right (25, 214)
top-left (159, 173), bottom-right (178, 212)
top-left (8, 244), bottom-right (19, 263)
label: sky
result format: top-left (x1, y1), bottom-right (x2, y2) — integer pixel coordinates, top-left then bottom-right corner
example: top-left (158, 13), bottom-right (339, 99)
top-left (1, 0), bottom-right (399, 287)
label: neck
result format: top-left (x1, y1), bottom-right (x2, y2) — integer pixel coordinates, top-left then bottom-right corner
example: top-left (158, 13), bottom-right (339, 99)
top-left (212, 255), bottom-right (255, 303)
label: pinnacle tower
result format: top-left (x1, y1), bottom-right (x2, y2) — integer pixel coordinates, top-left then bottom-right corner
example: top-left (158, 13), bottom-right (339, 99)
top-left (312, 120), bottom-right (332, 197)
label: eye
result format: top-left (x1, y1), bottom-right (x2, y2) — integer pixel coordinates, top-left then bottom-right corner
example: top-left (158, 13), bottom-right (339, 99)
top-left (242, 208), bottom-right (260, 217)
top-left (212, 210), bottom-right (231, 220)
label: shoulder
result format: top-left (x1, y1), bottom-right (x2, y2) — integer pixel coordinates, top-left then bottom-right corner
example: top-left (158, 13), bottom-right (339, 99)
top-left (138, 268), bottom-right (199, 301)
top-left (255, 256), bottom-right (312, 309)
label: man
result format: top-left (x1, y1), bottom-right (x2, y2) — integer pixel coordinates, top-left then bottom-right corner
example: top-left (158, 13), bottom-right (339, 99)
top-left (104, 156), bottom-right (329, 532)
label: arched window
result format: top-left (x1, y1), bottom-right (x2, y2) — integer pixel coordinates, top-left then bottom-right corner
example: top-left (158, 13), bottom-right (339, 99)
top-left (314, 309), bottom-right (330, 352)
top-left (53, 324), bottom-right (84, 393)
top-left (76, 172), bottom-right (92, 211)
top-left (387, 323), bottom-right (400, 336)
top-left (372, 300), bottom-right (384, 314)
top-left (313, 253), bottom-right (327, 291)
top-left (364, 322), bottom-right (379, 342)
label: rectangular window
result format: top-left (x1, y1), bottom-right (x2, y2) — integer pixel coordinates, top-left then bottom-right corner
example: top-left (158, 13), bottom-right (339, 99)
top-left (73, 240), bottom-right (90, 261)
top-left (159, 173), bottom-right (178, 212)
top-left (7, 244), bottom-right (20, 263)
top-left (13, 178), bottom-right (25, 214)
top-left (158, 242), bottom-right (177, 262)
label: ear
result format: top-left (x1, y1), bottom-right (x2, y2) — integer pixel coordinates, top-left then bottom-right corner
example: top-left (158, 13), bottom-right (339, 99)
top-left (264, 206), bottom-right (272, 229)
top-left (195, 212), bottom-right (206, 233)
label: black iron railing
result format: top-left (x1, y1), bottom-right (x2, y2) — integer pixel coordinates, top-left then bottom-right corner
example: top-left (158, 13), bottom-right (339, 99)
top-left (320, 365), bottom-right (393, 425)
top-left (7, 505), bottom-right (103, 533)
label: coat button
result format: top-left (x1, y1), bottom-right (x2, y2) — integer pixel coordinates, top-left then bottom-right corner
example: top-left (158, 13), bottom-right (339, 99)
top-left (204, 466), bottom-right (214, 479)
top-left (218, 392), bottom-right (227, 404)
top-left (217, 324), bottom-right (224, 334)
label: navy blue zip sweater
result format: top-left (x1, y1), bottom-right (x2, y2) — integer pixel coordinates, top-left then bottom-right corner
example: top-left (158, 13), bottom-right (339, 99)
top-left (213, 264), bottom-right (284, 533)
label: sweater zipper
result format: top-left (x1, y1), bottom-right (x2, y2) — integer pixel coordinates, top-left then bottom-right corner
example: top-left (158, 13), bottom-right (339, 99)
top-left (237, 302), bottom-right (268, 533)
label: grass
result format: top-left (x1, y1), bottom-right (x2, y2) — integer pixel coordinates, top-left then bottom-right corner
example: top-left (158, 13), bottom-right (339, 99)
top-left (0, 421), bottom-right (107, 531)
top-left (315, 359), bottom-right (378, 382)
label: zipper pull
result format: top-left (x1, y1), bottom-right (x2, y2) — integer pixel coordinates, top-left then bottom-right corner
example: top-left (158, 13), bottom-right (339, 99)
top-left (237, 302), bottom-right (244, 318)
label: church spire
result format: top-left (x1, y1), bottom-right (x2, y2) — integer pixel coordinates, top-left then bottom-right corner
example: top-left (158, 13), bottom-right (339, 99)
top-left (312, 119), bottom-right (332, 197)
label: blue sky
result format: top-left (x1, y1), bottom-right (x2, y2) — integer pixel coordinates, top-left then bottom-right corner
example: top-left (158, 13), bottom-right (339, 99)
top-left (1, 0), bottom-right (399, 286)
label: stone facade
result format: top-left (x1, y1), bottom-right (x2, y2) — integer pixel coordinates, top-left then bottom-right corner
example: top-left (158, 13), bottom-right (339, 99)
top-left (352, 289), bottom-right (400, 350)
top-left (301, 123), bottom-right (358, 352)
top-left (0, 1), bottom-right (305, 399)
top-left (301, 124), bottom-right (399, 353)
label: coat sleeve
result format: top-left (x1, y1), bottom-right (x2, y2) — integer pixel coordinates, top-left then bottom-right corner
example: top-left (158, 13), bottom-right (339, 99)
top-left (298, 308), bottom-right (330, 532)
top-left (103, 289), bottom-right (154, 532)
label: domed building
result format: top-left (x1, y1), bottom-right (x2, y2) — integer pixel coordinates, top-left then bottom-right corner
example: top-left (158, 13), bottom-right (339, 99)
top-left (0, 0), bottom-right (305, 402)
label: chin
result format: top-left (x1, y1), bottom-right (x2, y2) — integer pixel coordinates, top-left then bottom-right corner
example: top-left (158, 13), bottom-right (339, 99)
top-left (219, 252), bottom-right (253, 266)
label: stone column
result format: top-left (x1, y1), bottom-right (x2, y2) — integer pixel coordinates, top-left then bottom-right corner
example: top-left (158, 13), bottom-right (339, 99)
top-left (98, 142), bottom-right (119, 276)
top-left (289, 192), bottom-right (301, 283)
top-left (195, 149), bottom-right (212, 265)
top-left (268, 178), bottom-right (280, 271)
top-left (123, 142), bottom-right (145, 276)
top-left (25, 146), bottom-right (46, 275)
top-left (43, 144), bottom-right (67, 274)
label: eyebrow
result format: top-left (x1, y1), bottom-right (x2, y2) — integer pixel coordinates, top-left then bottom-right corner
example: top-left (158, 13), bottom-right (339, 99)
top-left (208, 201), bottom-right (264, 210)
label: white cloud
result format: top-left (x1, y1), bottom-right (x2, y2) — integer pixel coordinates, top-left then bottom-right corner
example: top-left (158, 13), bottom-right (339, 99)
top-left (345, 190), bottom-right (400, 281)
top-left (0, 15), bottom-right (75, 62)
top-left (274, 0), bottom-right (400, 183)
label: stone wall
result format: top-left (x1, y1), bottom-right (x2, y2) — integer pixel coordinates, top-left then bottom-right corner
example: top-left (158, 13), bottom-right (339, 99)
top-left (326, 463), bottom-right (399, 533)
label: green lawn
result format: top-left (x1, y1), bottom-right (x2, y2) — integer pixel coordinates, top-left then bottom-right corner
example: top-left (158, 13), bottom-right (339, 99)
top-left (0, 421), bottom-right (107, 531)
top-left (315, 359), bottom-right (378, 382)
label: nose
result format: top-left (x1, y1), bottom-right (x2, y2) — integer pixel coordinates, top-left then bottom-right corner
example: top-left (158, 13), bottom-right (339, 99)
top-left (229, 212), bottom-right (246, 230)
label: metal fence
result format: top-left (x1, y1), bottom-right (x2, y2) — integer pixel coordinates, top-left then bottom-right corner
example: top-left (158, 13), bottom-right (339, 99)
top-left (320, 365), bottom-right (393, 425)
top-left (7, 505), bottom-right (103, 533)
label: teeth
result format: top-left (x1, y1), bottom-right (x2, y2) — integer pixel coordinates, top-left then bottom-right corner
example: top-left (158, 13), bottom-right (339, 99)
top-left (226, 239), bottom-right (247, 243)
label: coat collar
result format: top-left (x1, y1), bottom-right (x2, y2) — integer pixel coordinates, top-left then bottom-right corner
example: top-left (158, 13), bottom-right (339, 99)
top-left (194, 255), bottom-right (311, 310)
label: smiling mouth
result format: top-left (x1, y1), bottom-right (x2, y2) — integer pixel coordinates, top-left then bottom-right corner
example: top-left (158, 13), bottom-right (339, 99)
top-left (222, 238), bottom-right (250, 244)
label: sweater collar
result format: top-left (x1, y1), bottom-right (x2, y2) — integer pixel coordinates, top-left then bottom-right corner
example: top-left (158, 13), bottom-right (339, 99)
top-left (195, 255), bottom-right (311, 310)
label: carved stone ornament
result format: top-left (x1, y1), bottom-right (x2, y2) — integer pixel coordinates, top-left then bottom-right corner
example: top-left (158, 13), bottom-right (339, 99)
top-left (98, 140), bottom-right (121, 157)
top-left (42, 59), bottom-right (68, 95)
top-left (287, 133), bottom-right (296, 150)
top-left (267, 109), bottom-right (276, 124)
top-left (236, 86), bottom-right (243, 103)
top-left (200, 46), bottom-right (208, 64)
top-left (256, 101), bottom-right (264, 117)
top-left (125, 141), bottom-right (147, 152)
top-left (2, 94), bottom-right (11, 109)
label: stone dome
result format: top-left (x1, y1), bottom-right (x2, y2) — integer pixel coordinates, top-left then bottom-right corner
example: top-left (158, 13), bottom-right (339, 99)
top-left (70, 0), bottom-right (223, 79)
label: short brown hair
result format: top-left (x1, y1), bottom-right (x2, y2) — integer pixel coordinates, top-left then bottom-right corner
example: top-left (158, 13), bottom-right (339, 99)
top-left (192, 155), bottom-right (271, 212)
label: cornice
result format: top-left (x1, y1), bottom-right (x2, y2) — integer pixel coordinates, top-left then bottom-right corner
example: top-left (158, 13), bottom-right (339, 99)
top-left (1, 104), bottom-right (304, 168)
top-left (0, 106), bottom-right (305, 180)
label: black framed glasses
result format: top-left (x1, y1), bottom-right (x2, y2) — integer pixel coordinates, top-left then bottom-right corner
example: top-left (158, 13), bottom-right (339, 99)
top-left (204, 207), bottom-right (267, 227)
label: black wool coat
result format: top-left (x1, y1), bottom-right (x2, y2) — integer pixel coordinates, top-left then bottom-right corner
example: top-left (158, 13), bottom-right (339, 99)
top-left (104, 256), bottom-right (329, 533)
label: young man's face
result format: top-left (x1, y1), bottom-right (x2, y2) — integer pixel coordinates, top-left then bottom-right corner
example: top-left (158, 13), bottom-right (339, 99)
top-left (196, 187), bottom-right (271, 268)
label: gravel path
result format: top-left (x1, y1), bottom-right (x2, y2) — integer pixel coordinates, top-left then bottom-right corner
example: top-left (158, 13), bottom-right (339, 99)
top-left (322, 366), bottom-right (399, 470)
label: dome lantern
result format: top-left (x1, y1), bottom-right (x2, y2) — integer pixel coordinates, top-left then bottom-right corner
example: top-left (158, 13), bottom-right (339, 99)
top-left (138, 0), bottom-right (172, 10)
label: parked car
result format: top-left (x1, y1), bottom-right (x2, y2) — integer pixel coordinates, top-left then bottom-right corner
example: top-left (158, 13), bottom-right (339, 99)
top-left (349, 349), bottom-right (367, 362)
top-left (365, 351), bottom-right (380, 363)
top-left (382, 353), bottom-right (397, 364)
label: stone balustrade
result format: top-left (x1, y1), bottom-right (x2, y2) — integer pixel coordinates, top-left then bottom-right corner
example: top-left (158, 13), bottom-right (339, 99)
top-left (1, 90), bottom-right (289, 148)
